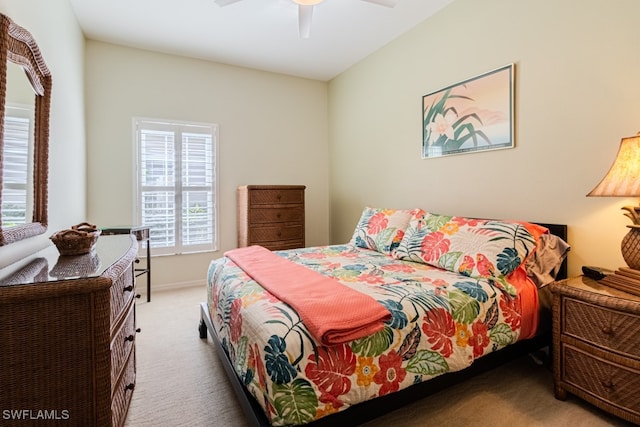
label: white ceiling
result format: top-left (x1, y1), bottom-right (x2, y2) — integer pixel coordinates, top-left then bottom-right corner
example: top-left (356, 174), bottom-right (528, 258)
top-left (68, 0), bottom-right (454, 81)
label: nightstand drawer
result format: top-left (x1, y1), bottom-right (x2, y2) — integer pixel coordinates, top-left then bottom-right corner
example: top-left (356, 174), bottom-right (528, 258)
top-left (563, 344), bottom-right (640, 416)
top-left (563, 297), bottom-right (640, 359)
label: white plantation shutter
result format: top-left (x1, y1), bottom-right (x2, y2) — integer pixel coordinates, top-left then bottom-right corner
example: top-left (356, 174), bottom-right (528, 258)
top-left (135, 118), bottom-right (218, 255)
top-left (2, 107), bottom-right (32, 227)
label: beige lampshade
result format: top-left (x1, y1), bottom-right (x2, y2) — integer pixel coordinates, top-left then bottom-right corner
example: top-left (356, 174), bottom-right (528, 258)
top-left (588, 133), bottom-right (640, 197)
top-left (588, 132), bottom-right (640, 271)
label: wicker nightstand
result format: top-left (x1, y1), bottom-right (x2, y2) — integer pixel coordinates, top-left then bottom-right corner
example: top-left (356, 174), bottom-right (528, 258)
top-left (550, 275), bottom-right (640, 424)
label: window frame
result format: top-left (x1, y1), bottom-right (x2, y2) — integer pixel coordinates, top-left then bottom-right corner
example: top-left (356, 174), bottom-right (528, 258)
top-left (133, 117), bottom-right (219, 256)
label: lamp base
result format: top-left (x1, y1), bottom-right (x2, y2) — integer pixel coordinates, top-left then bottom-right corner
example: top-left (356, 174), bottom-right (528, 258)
top-left (621, 225), bottom-right (640, 270)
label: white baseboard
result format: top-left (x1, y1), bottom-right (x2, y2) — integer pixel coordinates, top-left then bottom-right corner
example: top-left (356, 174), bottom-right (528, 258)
top-left (138, 279), bottom-right (205, 295)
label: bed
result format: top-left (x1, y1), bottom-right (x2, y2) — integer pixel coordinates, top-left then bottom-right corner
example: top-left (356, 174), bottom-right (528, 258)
top-left (199, 208), bottom-right (569, 427)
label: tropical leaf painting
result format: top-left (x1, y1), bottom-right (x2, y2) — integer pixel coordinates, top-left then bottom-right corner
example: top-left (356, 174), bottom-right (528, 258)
top-left (422, 64), bottom-right (514, 158)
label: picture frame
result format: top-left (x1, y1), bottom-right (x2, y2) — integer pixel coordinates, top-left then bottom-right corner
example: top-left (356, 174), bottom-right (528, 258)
top-left (422, 64), bottom-right (514, 159)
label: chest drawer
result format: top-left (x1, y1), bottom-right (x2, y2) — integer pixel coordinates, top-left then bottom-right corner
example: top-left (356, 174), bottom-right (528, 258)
top-left (562, 344), bottom-right (640, 416)
top-left (250, 206), bottom-right (303, 224)
top-left (249, 188), bottom-right (304, 205)
top-left (563, 297), bottom-right (640, 359)
top-left (249, 224), bottom-right (304, 243)
top-left (265, 240), bottom-right (305, 251)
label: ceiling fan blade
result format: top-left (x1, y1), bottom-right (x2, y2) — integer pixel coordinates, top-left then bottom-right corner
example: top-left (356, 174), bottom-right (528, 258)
top-left (298, 5), bottom-right (314, 39)
top-left (215, 0), bottom-right (244, 6)
top-left (361, 0), bottom-right (397, 7)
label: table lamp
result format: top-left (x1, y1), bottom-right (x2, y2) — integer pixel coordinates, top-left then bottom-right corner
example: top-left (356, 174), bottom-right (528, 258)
top-left (587, 132), bottom-right (640, 270)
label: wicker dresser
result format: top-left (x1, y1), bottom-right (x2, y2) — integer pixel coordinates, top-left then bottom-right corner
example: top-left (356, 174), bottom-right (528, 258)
top-left (0, 235), bottom-right (139, 426)
top-left (237, 185), bottom-right (305, 250)
top-left (550, 275), bottom-right (640, 424)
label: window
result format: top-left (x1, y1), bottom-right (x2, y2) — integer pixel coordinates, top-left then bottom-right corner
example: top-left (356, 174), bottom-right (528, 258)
top-left (2, 105), bottom-right (33, 227)
top-left (134, 118), bottom-right (218, 255)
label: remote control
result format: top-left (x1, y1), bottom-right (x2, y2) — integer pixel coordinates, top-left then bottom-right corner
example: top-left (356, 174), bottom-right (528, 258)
top-left (582, 265), bottom-right (614, 281)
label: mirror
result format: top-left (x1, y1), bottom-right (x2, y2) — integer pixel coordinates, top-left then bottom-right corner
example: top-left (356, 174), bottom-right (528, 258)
top-left (0, 14), bottom-right (52, 245)
top-left (5, 61), bottom-right (36, 231)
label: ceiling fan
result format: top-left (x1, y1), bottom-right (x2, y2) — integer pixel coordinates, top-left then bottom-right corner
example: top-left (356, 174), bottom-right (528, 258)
top-left (214, 0), bottom-right (397, 39)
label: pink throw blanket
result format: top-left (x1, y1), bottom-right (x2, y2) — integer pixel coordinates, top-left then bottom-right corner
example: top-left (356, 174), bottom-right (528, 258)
top-left (224, 245), bottom-right (391, 346)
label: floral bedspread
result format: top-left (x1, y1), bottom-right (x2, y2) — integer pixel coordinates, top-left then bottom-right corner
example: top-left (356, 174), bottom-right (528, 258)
top-left (207, 244), bottom-right (536, 426)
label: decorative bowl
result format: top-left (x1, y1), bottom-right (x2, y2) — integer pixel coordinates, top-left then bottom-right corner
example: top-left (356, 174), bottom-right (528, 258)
top-left (50, 222), bottom-right (101, 256)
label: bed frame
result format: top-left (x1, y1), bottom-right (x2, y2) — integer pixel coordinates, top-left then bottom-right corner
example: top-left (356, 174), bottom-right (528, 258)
top-left (199, 223), bottom-right (568, 427)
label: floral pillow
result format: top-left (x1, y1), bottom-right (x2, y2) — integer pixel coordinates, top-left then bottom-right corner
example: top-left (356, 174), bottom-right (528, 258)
top-left (350, 207), bottom-right (424, 255)
top-left (393, 213), bottom-right (538, 280)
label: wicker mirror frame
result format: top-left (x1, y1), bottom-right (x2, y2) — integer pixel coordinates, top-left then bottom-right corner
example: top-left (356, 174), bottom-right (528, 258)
top-left (0, 14), bottom-right (51, 246)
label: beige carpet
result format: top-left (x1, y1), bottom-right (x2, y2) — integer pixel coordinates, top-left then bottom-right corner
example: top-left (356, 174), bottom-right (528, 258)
top-left (125, 285), bottom-right (632, 427)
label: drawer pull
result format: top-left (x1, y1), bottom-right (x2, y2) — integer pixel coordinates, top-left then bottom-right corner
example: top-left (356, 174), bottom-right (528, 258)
top-left (125, 328), bottom-right (142, 342)
top-left (125, 383), bottom-right (135, 391)
top-left (601, 325), bottom-right (613, 335)
top-left (135, 294), bottom-right (141, 299)
top-left (123, 285), bottom-right (134, 293)
top-left (135, 258), bottom-right (140, 264)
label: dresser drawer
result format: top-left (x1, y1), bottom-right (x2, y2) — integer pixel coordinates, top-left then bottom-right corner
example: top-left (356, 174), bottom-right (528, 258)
top-left (249, 225), bottom-right (303, 243)
top-left (265, 240), bottom-right (305, 251)
top-left (249, 188), bottom-right (304, 205)
top-left (110, 264), bottom-right (135, 324)
top-left (562, 344), bottom-right (640, 416)
top-left (563, 297), bottom-right (640, 359)
top-left (250, 206), bottom-right (303, 224)
top-left (111, 302), bottom-right (136, 391)
top-left (111, 350), bottom-right (136, 427)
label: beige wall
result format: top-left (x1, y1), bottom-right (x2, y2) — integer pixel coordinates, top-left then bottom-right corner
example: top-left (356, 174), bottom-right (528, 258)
top-left (0, 0), bottom-right (86, 268)
top-left (84, 41), bottom-right (330, 287)
top-left (3, 0), bottom-right (637, 282)
top-left (328, 0), bottom-right (640, 276)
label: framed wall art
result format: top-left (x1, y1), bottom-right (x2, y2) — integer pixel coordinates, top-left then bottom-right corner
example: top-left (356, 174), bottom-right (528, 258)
top-left (422, 63), bottom-right (514, 159)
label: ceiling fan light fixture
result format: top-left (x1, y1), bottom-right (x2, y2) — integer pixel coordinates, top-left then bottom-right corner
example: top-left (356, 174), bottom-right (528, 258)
top-left (292, 0), bottom-right (324, 5)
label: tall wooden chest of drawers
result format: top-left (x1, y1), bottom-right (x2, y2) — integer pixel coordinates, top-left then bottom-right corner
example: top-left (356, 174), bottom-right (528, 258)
top-left (0, 235), bottom-right (139, 426)
top-left (237, 185), bottom-right (305, 250)
top-left (550, 275), bottom-right (640, 424)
